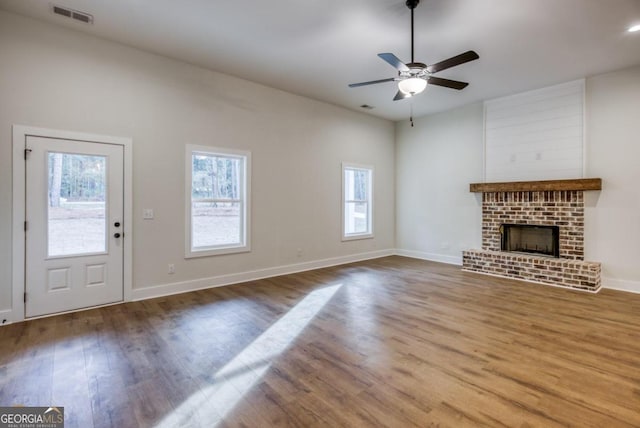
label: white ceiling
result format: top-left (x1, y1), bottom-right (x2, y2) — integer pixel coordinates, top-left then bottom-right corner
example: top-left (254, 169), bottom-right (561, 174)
top-left (1, 0), bottom-right (639, 121)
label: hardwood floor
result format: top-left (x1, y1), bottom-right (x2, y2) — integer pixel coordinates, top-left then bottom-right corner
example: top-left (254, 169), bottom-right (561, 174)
top-left (1, 256), bottom-right (640, 427)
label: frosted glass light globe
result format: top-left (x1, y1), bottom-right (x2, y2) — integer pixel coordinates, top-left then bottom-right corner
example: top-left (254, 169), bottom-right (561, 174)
top-left (398, 77), bottom-right (427, 95)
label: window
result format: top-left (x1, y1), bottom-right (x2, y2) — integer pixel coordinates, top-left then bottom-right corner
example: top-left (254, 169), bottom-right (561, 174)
top-left (342, 163), bottom-right (373, 240)
top-left (186, 145), bottom-right (251, 257)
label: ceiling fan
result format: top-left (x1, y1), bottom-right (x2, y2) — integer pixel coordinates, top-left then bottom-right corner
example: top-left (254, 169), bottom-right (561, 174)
top-left (349, 0), bottom-right (479, 101)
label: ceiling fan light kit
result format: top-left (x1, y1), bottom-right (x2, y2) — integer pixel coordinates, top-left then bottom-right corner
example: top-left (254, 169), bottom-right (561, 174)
top-left (349, 0), bottom-right (479, 102)
top-left (398, 77), bottom-right (427, 95)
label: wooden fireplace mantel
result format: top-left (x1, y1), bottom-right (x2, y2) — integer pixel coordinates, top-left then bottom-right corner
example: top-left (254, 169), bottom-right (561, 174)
top-left (469, 178), bottom-right (602, 193)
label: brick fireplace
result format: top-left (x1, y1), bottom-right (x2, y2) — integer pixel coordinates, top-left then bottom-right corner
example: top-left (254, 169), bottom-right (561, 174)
top-left (462, 179), bottom-right (602, 292)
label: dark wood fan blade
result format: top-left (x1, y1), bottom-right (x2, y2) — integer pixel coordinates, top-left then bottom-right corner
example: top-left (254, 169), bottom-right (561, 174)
top-left (348, 78), bottom-right (396, 88)
top-left (426, 50), bottom-right (479, 74)
top-left (427, 76), bottom-right (469, 90)
top-left (378, 53), bottom-right (410, 72)
top-left (393, 90), bottom-right (411, 101)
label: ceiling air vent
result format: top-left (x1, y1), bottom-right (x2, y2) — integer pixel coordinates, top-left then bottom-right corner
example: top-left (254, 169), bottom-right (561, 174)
top-left (51, 4), bottom-right (94, 24)
top-left (52, 5), bottom-right (71, 18)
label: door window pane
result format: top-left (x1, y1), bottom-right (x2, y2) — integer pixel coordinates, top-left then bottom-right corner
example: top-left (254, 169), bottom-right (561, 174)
top-left (48, 152), bottom-right (107, 256)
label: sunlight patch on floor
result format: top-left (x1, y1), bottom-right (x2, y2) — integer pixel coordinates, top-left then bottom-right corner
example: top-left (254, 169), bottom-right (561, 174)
top-left (155, 283), bottom-right (343, 427)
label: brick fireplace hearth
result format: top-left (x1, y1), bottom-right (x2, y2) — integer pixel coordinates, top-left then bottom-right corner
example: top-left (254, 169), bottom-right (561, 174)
top-left (462, 179), bottom-right (602, 292)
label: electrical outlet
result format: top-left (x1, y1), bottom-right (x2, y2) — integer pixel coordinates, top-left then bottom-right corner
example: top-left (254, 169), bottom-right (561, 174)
top-left (143, 209), bottom-right (154, 220)
top-left (168, 264), bottom-right (175, 274)
top-left (296, 248), bottom-right (303, 257)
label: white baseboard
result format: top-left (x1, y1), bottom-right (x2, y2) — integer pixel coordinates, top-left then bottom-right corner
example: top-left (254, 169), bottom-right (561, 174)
top-left (0, 309), bottom-right (14, 326)
top-left (131, 249), bottom-right (395, 301)
top-left (394, 249), bottom-right (462, 266)
top-left (602, 277), bottom-right (640, 294)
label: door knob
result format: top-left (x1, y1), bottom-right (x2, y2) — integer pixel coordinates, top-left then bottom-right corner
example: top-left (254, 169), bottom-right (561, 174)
top-left (114, 233), bottom-right (121, 238)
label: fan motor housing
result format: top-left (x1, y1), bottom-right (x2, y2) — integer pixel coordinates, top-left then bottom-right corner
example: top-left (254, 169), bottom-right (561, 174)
top-left (403, 62), bottom-right (428, 79)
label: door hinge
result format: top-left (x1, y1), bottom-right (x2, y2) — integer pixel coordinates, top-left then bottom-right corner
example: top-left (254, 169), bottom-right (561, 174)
top-left (24, 221), bottom-right (28, 231)
top-left (24, 292), bottom-right (27, 303)
top-left (24, 148), bottom-right (32, 160)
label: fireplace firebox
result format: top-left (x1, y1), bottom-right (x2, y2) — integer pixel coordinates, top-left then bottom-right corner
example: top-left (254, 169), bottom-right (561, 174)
top-left (501, 224), bottom-right (559, 258)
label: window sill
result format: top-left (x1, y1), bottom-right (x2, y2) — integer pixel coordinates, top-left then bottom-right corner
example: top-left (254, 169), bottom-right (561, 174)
top-left (342, 233), bottom-right (374, 242)
top-left (185, 244), bottom-right (251, 259)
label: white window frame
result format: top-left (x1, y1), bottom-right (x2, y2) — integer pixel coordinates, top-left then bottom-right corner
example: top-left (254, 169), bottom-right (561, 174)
top-left (342, 162), bottom-right (374, 241)
top-left (185, 144), bottom-right (251, 258)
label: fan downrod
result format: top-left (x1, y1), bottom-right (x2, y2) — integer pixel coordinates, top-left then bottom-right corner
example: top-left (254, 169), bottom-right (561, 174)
top-left (406, 0), bottom-right (420, 62)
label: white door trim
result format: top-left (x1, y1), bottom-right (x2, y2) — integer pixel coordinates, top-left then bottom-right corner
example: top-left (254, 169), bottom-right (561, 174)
top-left (12, 125), bottom-right (133, 323)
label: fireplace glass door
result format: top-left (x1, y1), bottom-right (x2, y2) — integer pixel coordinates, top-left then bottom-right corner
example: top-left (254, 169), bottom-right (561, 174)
top-left (501, 224), bottom-right (559, 257)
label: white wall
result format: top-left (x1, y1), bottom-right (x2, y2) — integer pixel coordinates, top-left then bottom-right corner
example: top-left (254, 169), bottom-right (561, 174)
top-left (585, 66), bottom-right (640, 293)
top-left (395, 67), bottom-right (640, 293)
top-left (0, 11), bottom-right (395, 313)
top-left (395, 103), bottom-right (484, 264)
